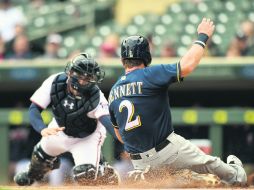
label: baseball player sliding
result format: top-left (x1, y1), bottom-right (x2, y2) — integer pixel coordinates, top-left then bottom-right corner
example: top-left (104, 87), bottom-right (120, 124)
top-left (108, 18), bottom-right (247, 185)
top-left (14, 53), bottom-right (120, 186)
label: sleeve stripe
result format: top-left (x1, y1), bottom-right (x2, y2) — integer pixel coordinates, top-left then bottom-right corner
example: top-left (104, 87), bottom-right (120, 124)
top-left (176, 62), bottom-right (181, 82)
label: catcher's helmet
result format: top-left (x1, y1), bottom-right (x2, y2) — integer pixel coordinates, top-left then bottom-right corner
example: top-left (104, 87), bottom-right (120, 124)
top-left (121, 35), bottom-right (152, 66)
top-left (65, 53), bottom-right (105, 94)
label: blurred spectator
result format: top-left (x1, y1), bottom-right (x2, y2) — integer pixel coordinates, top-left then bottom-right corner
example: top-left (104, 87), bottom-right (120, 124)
top-left (189, 0), bottom-right (203, 4)
top-left (99, 34), bottom-right (119, 58)
top-left (0, 36), bottom-right (5, 61)
top-left (30, 0), bottom-right (45, 9)
top-left (14, 23), bottom-right (26, 37)
top-left (205, 40), bottom-right (221, 57)
top-left (226, 39), bottom-right (241, 57)
top-left (43, 33), bottom-right (62, 59)
top-left (5, 24), bottom-right (26, 55)
top-left (99, 42), bottom-right (117, 58)
top-left (67, 49), bottom-right (81, 60)
top-left (146, 33), bottom-right (155, 56)
top-left (6, 34), bottom-right (33, 59)
top-left (240, 20), bottom-right (254, 55)
top-left (0, 0), bottom-right (27, 42)
top-left (241, 21), bottom-right (254, 44)
top-left (226, 32), bottom-right (248, 57)
top-left (105, 34), bottom-right (119, 48)
top-left (227, 20), bottom-right (254, 57)
top-left (160, 40), bottom-right (176, 57)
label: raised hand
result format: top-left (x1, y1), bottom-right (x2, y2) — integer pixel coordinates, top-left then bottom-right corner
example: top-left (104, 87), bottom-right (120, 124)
top-left (197, 18), bottom-right (215, 37)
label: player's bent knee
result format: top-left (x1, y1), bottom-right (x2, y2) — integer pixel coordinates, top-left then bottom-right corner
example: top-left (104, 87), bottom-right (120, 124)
top-left (73, 164), bottom-right (97, 185)
top-left (32, 144), bottom-right (61, 169)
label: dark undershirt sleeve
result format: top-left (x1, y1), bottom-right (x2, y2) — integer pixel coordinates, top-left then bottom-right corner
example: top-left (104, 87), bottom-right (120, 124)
top-left (29, 103), bottom-right (47, 134)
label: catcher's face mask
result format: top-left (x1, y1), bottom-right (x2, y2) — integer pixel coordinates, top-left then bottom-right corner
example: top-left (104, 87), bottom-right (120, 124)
top-left (68, 71), bottom-right (96, 96)
top-left (65, 53), bottom-right (105, 98)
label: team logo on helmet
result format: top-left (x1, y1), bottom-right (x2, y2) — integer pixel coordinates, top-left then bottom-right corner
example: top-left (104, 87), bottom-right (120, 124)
top-left (129, 50), bottom-right (133, 58)
top-left (121, 35), bottom-right (152, 66)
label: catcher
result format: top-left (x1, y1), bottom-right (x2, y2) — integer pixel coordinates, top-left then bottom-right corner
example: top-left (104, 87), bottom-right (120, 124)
top-left (14, 53), bottom-right (120, 186)
top-left (108, 18), bottom-right (247, 186)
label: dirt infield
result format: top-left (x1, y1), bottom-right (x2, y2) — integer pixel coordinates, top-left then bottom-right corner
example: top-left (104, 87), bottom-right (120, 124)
top-left (2, 169), bottom-right (254, 190)
top-left (1, 186), bottom-right (254, 190)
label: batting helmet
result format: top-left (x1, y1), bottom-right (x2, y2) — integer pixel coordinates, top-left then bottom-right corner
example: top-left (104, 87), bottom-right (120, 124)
top-left (121, 35), bottom-right (152, 66)
top-left (65, 53), bottom-right (105, 94)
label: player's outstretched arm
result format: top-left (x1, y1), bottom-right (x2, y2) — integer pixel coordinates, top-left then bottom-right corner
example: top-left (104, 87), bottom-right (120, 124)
top-left (29, 103), bottom-right (47, 133)
top-left (180, 18), bottom-right (215, 77)
top-left (29, 103), bottom-right (64, 137)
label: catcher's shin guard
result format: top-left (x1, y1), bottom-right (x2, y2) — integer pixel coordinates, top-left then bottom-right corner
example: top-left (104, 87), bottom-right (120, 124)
top-left (28, 144), bottom-right (60, 181)
top-left (14, 144), bottom-right (60, 186)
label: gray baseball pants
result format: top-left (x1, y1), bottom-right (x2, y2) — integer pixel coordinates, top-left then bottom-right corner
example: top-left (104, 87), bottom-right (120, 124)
top-left (130, 132), bottom-right (246, 184)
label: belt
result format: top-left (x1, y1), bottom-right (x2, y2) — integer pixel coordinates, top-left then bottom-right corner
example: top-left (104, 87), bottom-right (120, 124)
top-left (130, 139), bottom-right (170, 160)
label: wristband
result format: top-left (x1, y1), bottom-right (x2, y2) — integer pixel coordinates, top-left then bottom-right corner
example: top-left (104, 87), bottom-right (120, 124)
top-left (194, 33), bottom-right (209, 48)
top-left (197, 33), bottom-right (209, 44)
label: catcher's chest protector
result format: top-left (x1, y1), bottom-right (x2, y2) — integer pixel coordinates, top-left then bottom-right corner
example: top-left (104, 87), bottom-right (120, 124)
top-left (50, 73), bottom-right (100, 138)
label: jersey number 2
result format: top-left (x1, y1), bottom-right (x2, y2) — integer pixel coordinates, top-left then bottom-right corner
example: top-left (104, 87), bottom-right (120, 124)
top-left (119, 100), bottom-right (141, 131)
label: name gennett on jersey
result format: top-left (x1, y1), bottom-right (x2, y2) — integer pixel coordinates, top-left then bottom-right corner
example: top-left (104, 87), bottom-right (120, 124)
top-left (108, 77), bottom-right (143, 105)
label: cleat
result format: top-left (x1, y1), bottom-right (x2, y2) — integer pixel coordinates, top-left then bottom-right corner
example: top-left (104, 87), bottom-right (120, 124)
top-left (227, 155), bottom-right (243, 167)
top-left (227, 155), bottom-right (247, 186)
top-left (14, 171), bottom-right (34, 186)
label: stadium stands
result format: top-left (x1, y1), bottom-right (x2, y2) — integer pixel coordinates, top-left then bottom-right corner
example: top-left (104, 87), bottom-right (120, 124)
top-left (4, 0), bottom-right (254, 58)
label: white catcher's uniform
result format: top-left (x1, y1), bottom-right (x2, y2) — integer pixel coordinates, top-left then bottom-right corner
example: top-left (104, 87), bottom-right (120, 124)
top-left (30, 73), bottom-right (107, 167)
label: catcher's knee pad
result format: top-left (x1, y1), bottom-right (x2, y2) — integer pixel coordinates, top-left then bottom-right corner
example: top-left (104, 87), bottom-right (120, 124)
top-left (28, 144), bottom-right (60, 181)
top-left (73, 164), bottom-right (97, 185)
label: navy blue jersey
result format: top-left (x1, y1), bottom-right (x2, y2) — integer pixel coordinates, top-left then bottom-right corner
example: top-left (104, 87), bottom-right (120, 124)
top-left (108, 63), bottom-right (182, 153)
